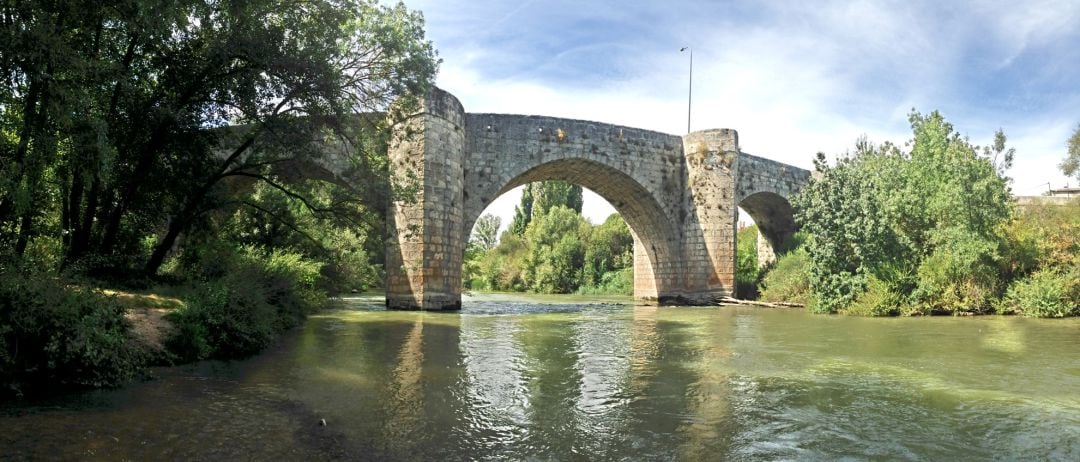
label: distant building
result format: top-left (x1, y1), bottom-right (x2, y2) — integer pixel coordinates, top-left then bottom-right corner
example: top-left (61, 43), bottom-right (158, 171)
top-left (1048, 187), bottom-right (1080, 198)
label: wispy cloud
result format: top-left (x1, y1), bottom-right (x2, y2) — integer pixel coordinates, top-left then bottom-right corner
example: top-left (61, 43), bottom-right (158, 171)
top-left (408, 0), bottom-right (1080, 226)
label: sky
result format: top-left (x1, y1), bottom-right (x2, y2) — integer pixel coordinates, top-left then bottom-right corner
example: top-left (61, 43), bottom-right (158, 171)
top-left (402, 0), bottom-right (1080, 232)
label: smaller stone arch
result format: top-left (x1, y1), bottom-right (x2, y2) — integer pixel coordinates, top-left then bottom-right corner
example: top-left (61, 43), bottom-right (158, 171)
top-left (734, 153), bottom-right (812, 267)
top-left (738, 191), bottom-right (797, 267)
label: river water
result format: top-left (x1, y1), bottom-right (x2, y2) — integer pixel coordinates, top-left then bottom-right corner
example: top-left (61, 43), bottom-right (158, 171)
top-left (2, 294), bottom-right (1079, 460)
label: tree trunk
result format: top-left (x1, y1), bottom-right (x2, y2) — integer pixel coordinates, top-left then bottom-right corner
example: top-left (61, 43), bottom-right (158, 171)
top-left (145, 216), bottom-right (187, 276)
top-left (144, 134), bottom-right (259, 275)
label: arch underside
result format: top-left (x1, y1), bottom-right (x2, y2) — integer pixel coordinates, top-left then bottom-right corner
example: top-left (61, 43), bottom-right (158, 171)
top-left (463, 158), bottom-right (680, 299)
top-left (738, 191), bottom-right (797, 266)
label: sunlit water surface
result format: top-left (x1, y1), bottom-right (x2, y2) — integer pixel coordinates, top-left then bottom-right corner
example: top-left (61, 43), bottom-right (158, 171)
top-left (2, 294), bottom-right (1079, 460)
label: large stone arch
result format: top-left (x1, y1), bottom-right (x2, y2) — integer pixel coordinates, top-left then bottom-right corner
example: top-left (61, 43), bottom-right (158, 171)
top-left (385, 87), bottom-right (810, 310)
top-left (461, 158), bottom-right (682, 300)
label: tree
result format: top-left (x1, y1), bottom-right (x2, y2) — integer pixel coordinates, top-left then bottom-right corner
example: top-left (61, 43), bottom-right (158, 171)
top-left (1061, 124), bottom-right (1080, 183)
top-left (533, 181), bottom-right (583, 216)
top-left (507, 181), bottom-right (583, 237)
top-left (523, 206), bottom-right (590, 293)
top-left (509, 184), bottom-right (534, 236)
top-left (0, 0), bottom-right (439, 276)
top-left (582, 214), bottom-right (632, 286)
top-left (982, 128), bottom-right (1015, 176)
top-left (470, 214), bottom-right (501, 251)
top-left (794, 111), bottom-right (1012, 314)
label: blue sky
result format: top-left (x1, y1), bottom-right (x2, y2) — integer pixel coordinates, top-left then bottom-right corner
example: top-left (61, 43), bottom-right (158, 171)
top-left (404, 0), bottom-right (1080, 228)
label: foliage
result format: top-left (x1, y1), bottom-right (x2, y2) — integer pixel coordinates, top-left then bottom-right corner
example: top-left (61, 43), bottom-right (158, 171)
top-left (221, 180), bottom-right (384, 293)
top-left (507, 181), bottom-right (583, 237)
top-left (0, 267), bottom-right (143, 397)
top-left (0, 0), bottom-right (438, 277)
top-left (0, 0), bottom-right (438, 395)
top-left (470, 214), bottom-right (501, 251)
top-left (533, 181), bottom-right (584, 216)
top-left (466, 207), bottom-right (635, 295)
top-left (583, 214), bottom-right (633, 287)
top-left (736, 225), bottom-right (761, 299)
top-left (467, 231), bottom-right (529, 291)
top-left (983, 128), bottom-right (1015, 176)
top-left (997, 268), bottom-right (1080, 318)
top-left (166, 245), bottom-right (323, 361)
top-left (995, 199), bottom-right (1080, 317)
top-left (576, 268), bottom-right (633, 296)
top-left (523, 206), bottom-right (591, 293)
top-left (509, 184), bottom-right (534, 236)
top-left (1061, 124), bottom-right (1080, 182)
top-left (793, 111), bottom-right (1012, 315)
top-left (841, 275), bottom-right (901, 316)
top-left (758, 244), bottom-right (811, 306)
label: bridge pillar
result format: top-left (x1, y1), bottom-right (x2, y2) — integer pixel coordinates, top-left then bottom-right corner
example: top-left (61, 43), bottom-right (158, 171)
top-left (677, 129), bottom-right (741, 303)
top-left (385, 89), bottom-right (466, 310)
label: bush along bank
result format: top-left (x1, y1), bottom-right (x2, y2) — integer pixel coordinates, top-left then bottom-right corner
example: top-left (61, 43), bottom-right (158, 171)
top-left (0, 266), bottom-right (146, 398)
top-left (0, 245), bottom-right (328, 399)
top-left (165, 245), bottom-right (325, 362)
top-left (760, 111), bottom-right (1079, 317)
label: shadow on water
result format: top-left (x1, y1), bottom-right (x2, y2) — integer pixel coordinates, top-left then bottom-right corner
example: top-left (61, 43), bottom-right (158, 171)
top-left (2, 293), bottom-right (1079, 460)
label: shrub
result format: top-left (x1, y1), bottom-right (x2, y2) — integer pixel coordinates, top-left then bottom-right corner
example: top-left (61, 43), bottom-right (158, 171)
top-left (793, 112), bottom-right (1012, 314)
top-left (997, 268), bottom-right (1080, 318)
top-left (911, 228), bottom-right (1001, 314)
top-left (842, 275), bottom-right (901, 316)
top-left (735, 225), bottom-right (761, 299)
top-left (166, 246), bottom-right (324, 361)
top-left (759, 247), bottom-right (811, 306)
top-left (0, 268), bottom-right (143, 397)
top-left (577, 267), bottom-right (633, 296)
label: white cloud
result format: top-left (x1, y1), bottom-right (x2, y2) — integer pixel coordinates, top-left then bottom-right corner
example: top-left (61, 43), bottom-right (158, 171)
top-left (412, 0), bottom-right (1080, 234)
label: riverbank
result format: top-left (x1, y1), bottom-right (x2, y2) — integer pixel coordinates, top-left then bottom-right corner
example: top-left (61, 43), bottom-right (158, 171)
top-left (0, 249), bottom-right (326, 399)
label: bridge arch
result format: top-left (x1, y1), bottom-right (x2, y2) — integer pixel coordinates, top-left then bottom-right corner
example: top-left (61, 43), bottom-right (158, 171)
top-left (462, 158), bottom-right (682, 299)
top-left (385, 87), bottom-right (810, 310)
top-left (737, 191), bottom-right (797, 267)
top-left (734, 153), bottom-right (811, 267)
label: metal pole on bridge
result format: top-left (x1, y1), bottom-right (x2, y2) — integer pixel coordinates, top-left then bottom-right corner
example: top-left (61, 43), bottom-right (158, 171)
top-left (680, 46), bottom-right (692, 134)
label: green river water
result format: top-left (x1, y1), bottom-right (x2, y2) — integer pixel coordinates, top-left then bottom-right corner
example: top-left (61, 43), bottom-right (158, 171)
top-left (2, 293), bottom-right (1079, 460)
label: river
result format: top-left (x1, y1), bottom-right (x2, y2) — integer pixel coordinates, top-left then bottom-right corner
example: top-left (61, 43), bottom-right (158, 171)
top-left (2, 294), bottom-right (1079, 460)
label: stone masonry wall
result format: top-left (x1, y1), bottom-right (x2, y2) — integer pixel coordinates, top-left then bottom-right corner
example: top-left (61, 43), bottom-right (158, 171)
top-left (385, 88), bottom-right (809, 309)
top-left (680, 129), bottom-right (740, 302)
top-left (386, 88), bottom-right (466, 310)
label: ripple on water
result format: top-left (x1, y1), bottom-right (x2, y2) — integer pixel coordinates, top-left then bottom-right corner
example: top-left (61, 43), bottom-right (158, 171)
top-left (2, 296), bottom-right (1078, 461)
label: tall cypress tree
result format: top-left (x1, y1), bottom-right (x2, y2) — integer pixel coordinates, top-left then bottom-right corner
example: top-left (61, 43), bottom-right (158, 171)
top-left (509, 184), bottom-right (535, 236)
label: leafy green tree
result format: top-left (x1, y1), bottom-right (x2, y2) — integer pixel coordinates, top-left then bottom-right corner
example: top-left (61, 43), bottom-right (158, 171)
top-left (582, 214), bottom-right (632, 286)
top-left (1061, 124), bottom-right (1080, 183)
top-left (794, 111), bottom-right (1012, 314)
top-left (470, 214), bottom-right (501, 251)
top-left (533, 181), bottom-right (583, 216)
top-left (507, 181), bottom-right (582, 237)
top-left (0, 0), bottom-right (439, 277)
top-left (735, 224), bottom-right (761, 298)
top-left (983, 129), bottom-right (1015, 176)
top-left (523, 206), bottom-right (590, 293)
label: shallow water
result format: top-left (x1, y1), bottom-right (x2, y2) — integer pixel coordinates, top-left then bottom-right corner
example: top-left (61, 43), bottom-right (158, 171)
top-left (2, 293), bottom-right (1079, 460)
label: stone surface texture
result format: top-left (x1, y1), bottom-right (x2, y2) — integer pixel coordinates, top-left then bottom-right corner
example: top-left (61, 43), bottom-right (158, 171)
top-left (387, 88), bottom-right (810, 310)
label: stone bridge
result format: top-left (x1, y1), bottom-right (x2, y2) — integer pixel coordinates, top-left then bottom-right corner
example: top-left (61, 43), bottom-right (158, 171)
top-left (386, 88), bottom-right (810, 310)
